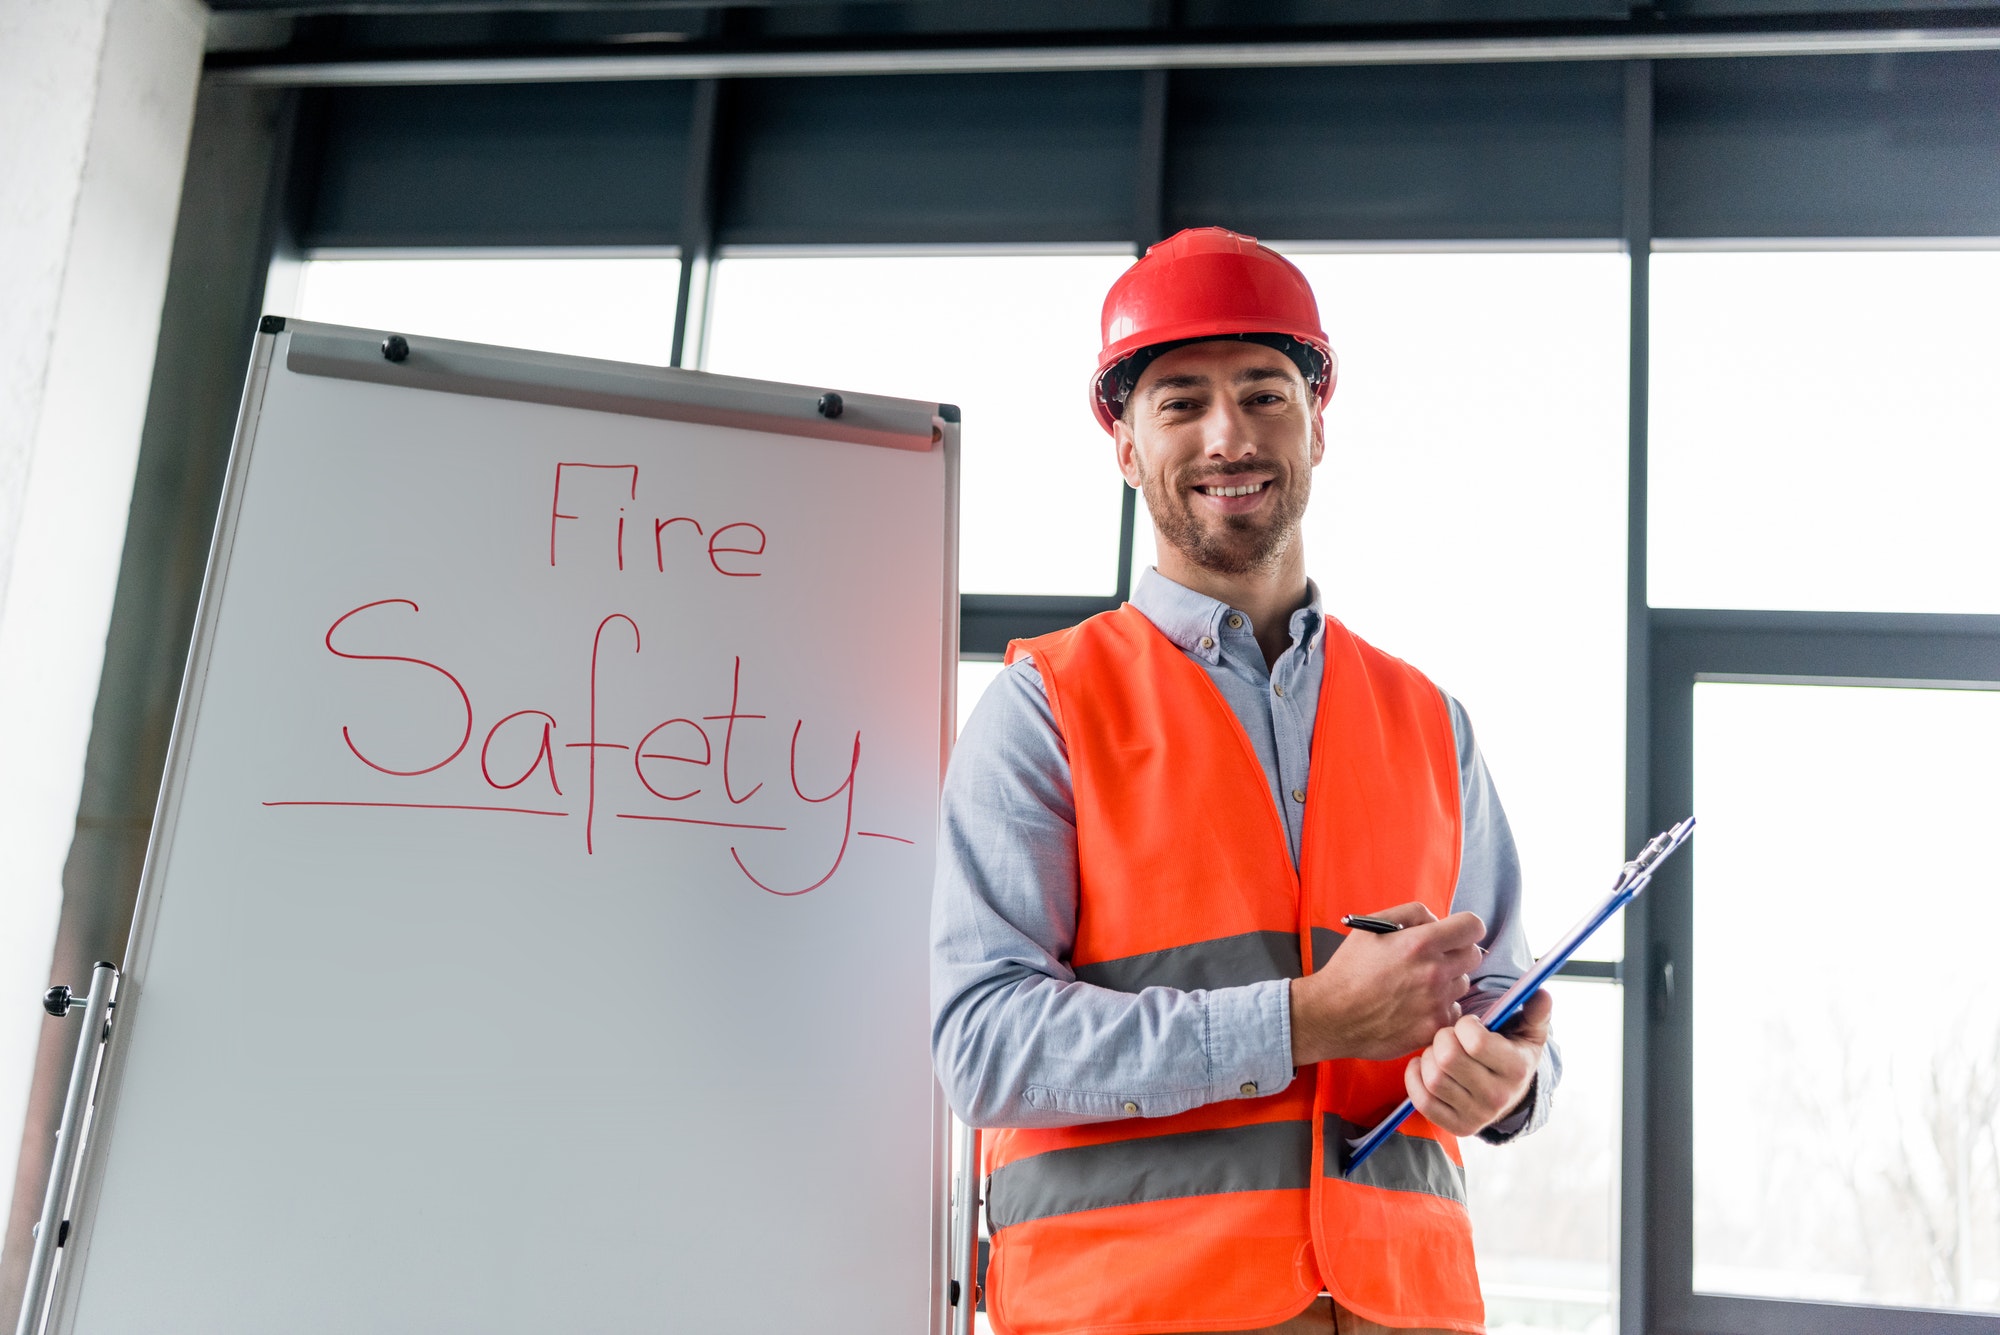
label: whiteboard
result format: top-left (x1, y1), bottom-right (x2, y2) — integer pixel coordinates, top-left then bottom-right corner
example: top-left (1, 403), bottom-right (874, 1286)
top-left (49, 322), bottom-right (958, 1334)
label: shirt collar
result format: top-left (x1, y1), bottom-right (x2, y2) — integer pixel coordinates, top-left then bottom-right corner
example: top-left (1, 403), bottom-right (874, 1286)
top-left (1131, 567), bottom-right (1324, 665)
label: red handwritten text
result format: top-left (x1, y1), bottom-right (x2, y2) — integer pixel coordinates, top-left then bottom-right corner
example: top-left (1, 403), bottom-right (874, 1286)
top-left (290, 600), bottom-right (898, 895)
top-left (550, 462), bottom-right (767, 578)
top-left (324, 600), bottom-right (472, 776)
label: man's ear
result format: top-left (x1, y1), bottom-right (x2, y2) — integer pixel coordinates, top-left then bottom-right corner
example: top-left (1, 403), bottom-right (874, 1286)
top-left (1307, 407), bottom-right (1327, 467)
top-left (1114, 420), bottom-right (1145, 489)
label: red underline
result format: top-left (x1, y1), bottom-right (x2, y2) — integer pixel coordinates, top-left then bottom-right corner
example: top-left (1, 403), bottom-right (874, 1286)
top-left (263, 801), bottom-right (570, 817)
top-left (615, 814), bottom-right (788, 831)
top-left (263, 802), bottom-right (897, 840)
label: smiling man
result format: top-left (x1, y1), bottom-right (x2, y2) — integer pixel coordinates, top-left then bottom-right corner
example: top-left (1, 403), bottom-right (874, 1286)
top-left (931, 228), bottom-right (1558, 1335)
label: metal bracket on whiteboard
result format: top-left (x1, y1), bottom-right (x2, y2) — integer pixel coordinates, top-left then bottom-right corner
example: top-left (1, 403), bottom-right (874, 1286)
top-left (278, 321), bottom-right (943, 453)
top-left (15, 961), bottom-right (120, 1335)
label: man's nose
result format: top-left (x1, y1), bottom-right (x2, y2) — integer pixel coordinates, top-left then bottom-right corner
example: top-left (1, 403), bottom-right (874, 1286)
top-left (1199, 402), bottom-right (1258, 459)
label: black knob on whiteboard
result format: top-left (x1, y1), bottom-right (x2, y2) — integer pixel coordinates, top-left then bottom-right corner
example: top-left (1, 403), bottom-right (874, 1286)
top-left (817, 392), bottom-right (843, 419)
top-left (43, 986), bottom-right (75, 1018)
top-left (381, 335), bottom-right (410, 363)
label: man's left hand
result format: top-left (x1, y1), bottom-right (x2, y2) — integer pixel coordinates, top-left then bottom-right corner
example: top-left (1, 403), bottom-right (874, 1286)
top-left (1402, 989), bottom-right (1554, 1136)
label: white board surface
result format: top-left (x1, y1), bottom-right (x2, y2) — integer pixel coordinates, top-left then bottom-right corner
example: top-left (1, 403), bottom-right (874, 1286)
top-left (52, 324), bottom-right (956, 1334)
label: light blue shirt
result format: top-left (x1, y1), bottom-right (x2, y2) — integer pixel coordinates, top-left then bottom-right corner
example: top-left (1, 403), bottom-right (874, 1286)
top-left (930, 568), bottom-right (1558, 1138)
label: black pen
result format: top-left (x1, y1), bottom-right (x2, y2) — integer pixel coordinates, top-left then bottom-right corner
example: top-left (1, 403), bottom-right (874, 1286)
top-left (1341, 914), bottom-right (1403, 934)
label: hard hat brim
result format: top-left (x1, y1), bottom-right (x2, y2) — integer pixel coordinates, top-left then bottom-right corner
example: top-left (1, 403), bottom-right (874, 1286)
top-left (1091, 331), bottom-right (1338, 434)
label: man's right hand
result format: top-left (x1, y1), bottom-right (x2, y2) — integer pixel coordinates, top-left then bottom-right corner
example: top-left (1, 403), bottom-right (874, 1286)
top-left (1288, 904), bottom-right (1486, 1065)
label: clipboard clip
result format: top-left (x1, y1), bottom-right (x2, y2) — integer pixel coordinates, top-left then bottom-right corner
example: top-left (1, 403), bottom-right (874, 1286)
top-left (1616, 815), bottom-right (1697, 896)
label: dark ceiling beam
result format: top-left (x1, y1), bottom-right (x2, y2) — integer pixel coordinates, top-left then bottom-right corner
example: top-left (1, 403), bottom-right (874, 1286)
top-left (208, 23), bottom-right (2000, 85)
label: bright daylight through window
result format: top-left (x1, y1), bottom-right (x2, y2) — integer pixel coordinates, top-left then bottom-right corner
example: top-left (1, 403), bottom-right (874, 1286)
top-left (1650, 249), bottom-right (2000, 613)
top-left (702, 251), bottom-right (1134, 597)
top-left (1693, 681), bottom-right (2000, 1314)
top-left (295, 254), bottom-right (684, 365)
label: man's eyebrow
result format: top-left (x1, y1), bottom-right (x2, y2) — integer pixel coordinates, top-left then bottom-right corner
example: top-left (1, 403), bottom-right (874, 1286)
top-left (1142, 363), bottom-right (1300, 399)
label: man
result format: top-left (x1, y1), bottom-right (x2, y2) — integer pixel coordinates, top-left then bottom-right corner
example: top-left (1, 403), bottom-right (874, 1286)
top-left (931, 228), bottom-right (1558, 1335)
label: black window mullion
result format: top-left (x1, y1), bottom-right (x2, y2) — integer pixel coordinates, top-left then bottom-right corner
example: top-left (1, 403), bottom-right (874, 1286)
top-left (670, 79), bottom-right (722, 369)
top-left (960, 594), bottom-right (1121, 659)
top-left (1113, 67), bottom-right (1170, 607)
top-left (1646, 607), bottom-right (1701, 1335)
top-left (1621, 54), bottom-right (1659, 1335)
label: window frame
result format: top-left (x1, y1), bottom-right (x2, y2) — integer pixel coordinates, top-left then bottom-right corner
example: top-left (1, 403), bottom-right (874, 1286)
top-left (1643, 610), bottom-right (2000, 1335)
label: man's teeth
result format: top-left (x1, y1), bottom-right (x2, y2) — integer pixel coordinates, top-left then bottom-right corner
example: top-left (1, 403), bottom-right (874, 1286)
top-left (1201, 482), bottom-right (1267, 498)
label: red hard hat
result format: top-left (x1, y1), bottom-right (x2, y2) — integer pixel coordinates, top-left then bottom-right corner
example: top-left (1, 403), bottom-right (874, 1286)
top-left (1091, 227), bottom-right (1336, 434)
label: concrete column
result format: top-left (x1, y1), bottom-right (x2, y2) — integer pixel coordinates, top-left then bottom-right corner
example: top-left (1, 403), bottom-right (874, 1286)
top-left (0, 0), bottom-right (207, 1258)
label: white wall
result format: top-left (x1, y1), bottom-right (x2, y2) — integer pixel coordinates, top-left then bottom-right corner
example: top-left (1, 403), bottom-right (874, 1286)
top-left (0, 0), bottom-right (207, 1239)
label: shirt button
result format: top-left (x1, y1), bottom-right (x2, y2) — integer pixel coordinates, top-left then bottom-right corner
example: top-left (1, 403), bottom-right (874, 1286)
top-left (1292, 787), bottom-right (1306, 803)
top-left (1240, 1082), bottom-right (1259, 1096)
top-left (1122, 1101), bottom-right (1140, 1115)
top-left (1273, 684), bottom-right (1285, 698)
top-left (1198, 636), bottom-right (1214, 650)
top-left (1226, 613), bottom-right (1244, 630)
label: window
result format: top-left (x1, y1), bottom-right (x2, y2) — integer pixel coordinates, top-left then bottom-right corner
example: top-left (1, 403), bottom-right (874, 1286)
top-left (701, 250), bottom-right (1134, 597)
top-left (1650, 249), bottom-right (2000, 614)
top-left (294, 252), bottom-right (683, 364)
top-left (1692, 680), bottom-right (2000, 1315)
top-left (1465, 978), bottom-right (1622, 1335)
top-left (957, 660), bottom-right (1007, 737)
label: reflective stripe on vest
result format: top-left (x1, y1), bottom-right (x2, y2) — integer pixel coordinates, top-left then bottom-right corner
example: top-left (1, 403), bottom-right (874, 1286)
top-left (989, 1120), bottom-right (1313, 1229)
top-left (986, 605), bottom-right (1482, 1335)
top-left (988, 1116), bottom-right (1465, 1231)
top-left (1072, 927), bottom-right (1345, 993)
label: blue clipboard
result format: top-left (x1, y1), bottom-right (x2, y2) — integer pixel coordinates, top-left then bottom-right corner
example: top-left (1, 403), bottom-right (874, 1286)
top-left (1341, 816), bottom-right (1696, 1176)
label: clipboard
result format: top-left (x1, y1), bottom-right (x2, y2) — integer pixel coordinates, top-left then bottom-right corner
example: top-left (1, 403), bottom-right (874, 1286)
top-left (1341, 816), bottom-right (1696, 1176)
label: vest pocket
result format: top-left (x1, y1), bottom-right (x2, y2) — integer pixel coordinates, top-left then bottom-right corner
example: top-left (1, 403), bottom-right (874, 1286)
top-left (1323, 1115), bottom-right (1466, 1205)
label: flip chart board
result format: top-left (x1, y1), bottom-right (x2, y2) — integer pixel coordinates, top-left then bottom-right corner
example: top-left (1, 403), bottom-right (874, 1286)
top-left (44, 322), bottom-right (958, 1334)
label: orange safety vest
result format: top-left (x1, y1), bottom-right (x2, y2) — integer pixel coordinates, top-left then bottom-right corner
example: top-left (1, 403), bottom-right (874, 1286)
top-left (986, 604), bottom-right (1482, 1335)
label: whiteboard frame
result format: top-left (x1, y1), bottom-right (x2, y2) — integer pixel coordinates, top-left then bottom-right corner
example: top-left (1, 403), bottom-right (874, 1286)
top-left (42, 321), bottom-right (962, 1335)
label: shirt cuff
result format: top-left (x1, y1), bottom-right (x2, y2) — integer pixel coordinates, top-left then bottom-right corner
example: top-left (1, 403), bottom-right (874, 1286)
top-left (1477, 1040), bottom-right (1558, 1144)
top-left (1200, 978), bottom-right (1298, 1105)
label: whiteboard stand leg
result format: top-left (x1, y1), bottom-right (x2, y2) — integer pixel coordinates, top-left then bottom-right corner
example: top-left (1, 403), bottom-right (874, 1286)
top-left (14, 962), bottom-right (120, 1335)
top-left (948, 1125), bottom-right (981, 1335)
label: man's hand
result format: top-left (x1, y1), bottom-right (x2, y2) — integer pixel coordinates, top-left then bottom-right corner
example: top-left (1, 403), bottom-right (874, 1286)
top-left (1288, 904), bottom-right (1486, 1065)
top-left (1404, 989), bottom-right (1553, 1136)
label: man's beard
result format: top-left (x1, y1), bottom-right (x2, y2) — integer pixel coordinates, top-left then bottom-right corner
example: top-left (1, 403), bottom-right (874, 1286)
top-left (1140, 459), bottom-right (1310, 577)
